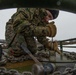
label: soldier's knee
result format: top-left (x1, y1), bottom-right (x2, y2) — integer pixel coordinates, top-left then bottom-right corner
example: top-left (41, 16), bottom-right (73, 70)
top-left (8, 47), bottom-right (25, 57)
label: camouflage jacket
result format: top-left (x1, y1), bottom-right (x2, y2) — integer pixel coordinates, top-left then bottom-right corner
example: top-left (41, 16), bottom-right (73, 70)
top-left (12, 8), bottom-right (50, 46)
top-left (12, 8), bottom-right (48, 32)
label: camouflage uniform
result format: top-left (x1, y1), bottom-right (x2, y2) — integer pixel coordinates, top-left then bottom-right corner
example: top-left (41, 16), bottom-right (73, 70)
top-left (0, 45), bottom-right (2, 60)
top-left (5, 11), bottom-right (25, 57)
top-left (5, 8), bottom-right (56, 57)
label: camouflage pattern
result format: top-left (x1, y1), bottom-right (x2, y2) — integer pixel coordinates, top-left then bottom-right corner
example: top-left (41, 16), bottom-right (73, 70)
top-left (0, 45), bottom-right (2, 60)
top-left (5, 8), bottom-right (56, 56)
top-left (5, 11), bottom-right (25, 57)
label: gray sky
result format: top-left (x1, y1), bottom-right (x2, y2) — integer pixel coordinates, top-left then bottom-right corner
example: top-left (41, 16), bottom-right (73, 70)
top-left (0, 8), bottom-right (76, 52)
top-left (54, 11), bottom-right (76, 40)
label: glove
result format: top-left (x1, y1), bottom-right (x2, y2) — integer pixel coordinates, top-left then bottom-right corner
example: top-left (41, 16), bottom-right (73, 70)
top-left (46, 41), bottom-right (61, 55)
top-left (53, 41), bottom-right (62, 54)
top-left (45, 41), bottom-right (52, 49)
top-left (47, 21), bottom-right (57, 37)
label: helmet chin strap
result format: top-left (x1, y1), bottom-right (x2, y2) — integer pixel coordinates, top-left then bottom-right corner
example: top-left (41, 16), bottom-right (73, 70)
top-left (46, 10), bottom-right (53, 20)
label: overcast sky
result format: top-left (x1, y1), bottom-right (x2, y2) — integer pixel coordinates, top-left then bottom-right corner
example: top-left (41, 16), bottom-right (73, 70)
top-left (54, 11), bottom-right (76, 40)
top-left (0, 8), bottom-right (76, 52)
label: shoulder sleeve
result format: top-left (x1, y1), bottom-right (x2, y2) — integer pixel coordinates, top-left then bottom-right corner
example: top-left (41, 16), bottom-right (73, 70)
top-left (13, 8), bottom-right (32, 33)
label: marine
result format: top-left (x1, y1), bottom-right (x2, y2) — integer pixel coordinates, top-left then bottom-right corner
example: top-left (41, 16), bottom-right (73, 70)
top-left (5, 8), bottom-right (60, 57)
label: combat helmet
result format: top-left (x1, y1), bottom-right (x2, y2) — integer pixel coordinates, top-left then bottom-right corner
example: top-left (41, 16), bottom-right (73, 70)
top-left (46, 9), bottom-right (59, 19)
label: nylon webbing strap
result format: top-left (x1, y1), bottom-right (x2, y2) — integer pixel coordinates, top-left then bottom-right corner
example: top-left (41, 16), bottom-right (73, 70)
top-left (8, 33), bottom-right (17, 48)
top-left (21, 42), bottom-right (41, 64)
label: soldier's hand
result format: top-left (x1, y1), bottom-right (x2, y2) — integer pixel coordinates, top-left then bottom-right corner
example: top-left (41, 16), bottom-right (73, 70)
top-left (45, 41), bottom-right (52, 49)
top-left (53, 41), bottom-right (62, 55)
top-left (46, 41), bottom-right (62, 55)
top-left (47, 21), bottom-right (57, 37)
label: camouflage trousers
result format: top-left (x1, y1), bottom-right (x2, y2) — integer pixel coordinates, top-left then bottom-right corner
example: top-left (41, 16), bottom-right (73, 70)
top-left (5, 23), bottom-right (38, 57)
